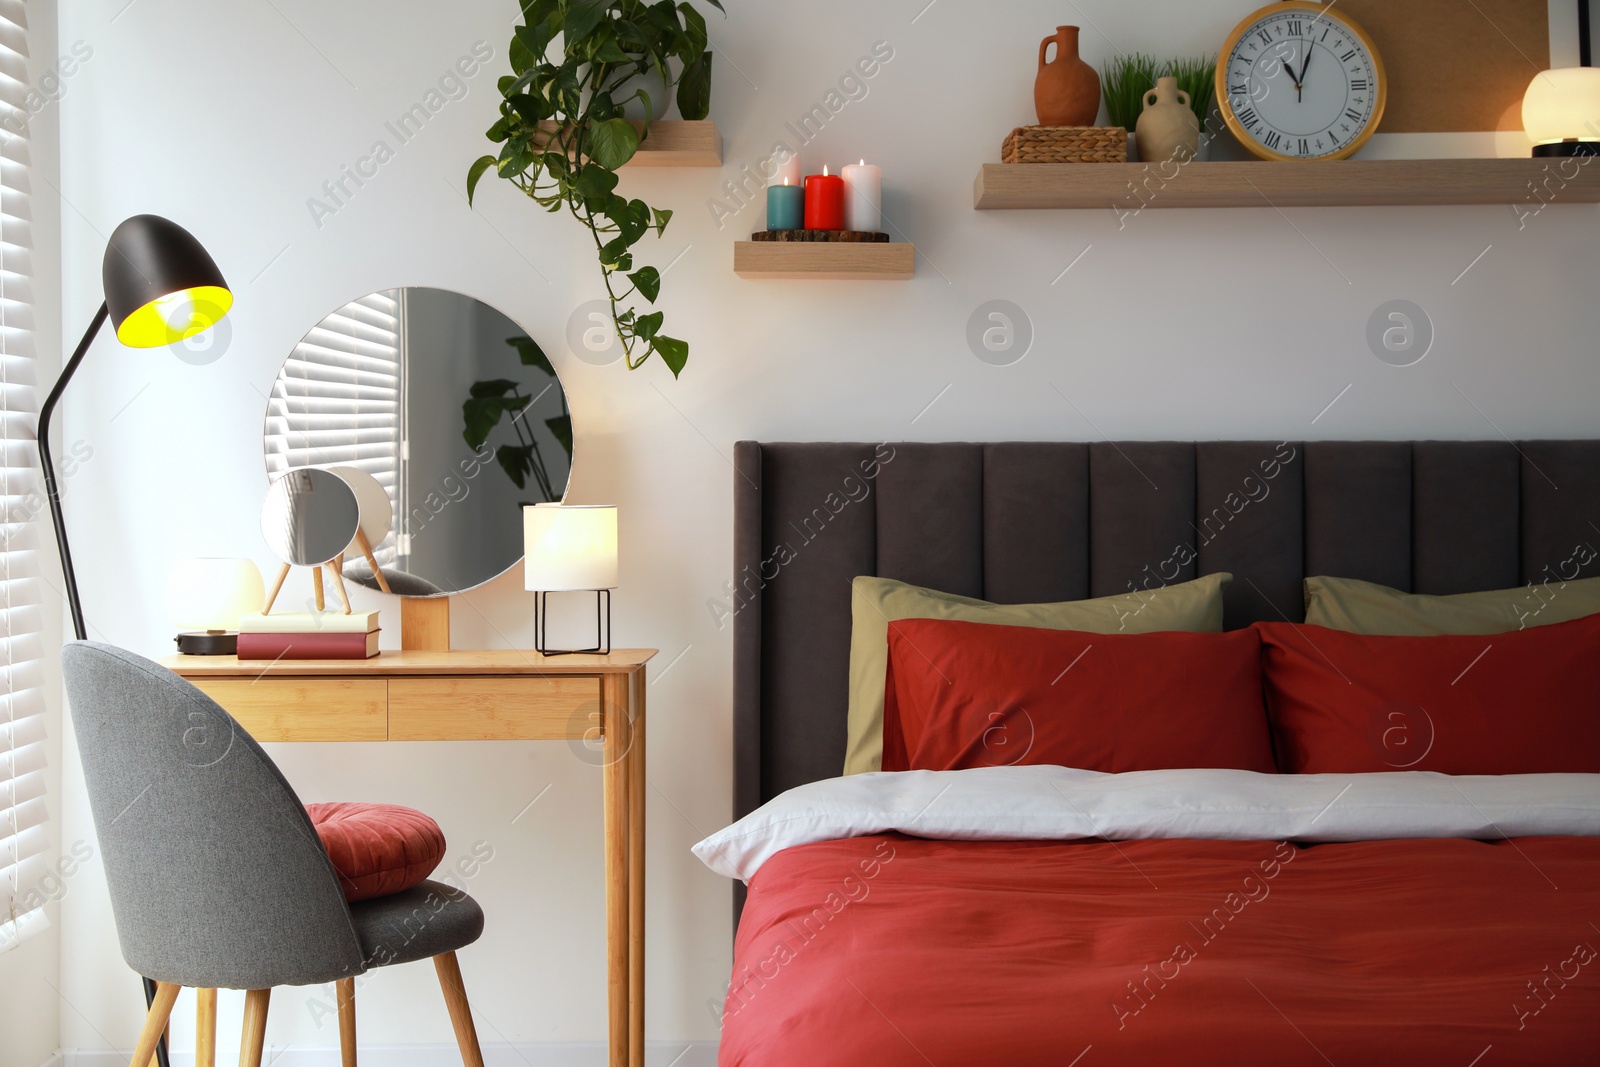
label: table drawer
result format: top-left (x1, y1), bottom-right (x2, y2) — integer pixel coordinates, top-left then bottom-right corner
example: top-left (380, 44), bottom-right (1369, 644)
top-left (388, 676), bottom-right (600, 740)
top-left (192, 679), bottom-right (389, 742)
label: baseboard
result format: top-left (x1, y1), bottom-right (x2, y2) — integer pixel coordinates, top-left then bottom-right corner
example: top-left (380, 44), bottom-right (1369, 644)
top-left (61, 1043), bottom-right (716, 1067)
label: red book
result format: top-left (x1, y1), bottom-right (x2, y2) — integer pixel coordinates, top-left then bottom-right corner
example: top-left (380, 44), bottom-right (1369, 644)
top-left (236, 631), bottom-right (381, 660)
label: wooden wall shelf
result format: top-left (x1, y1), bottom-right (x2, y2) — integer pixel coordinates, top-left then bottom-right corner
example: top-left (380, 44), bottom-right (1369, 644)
top-left (539, 119), bottom-right (721, 167)
top-left (973, 159), bottom-right (1600, 210)
top-left (626, 119), bottom-right (721, 167)
top-left (734, 241), bottom-right (916, 280)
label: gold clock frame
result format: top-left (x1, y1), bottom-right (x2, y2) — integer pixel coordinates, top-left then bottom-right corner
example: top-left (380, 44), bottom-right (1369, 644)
top-left (1215, 0), bottom-right (1389, 162)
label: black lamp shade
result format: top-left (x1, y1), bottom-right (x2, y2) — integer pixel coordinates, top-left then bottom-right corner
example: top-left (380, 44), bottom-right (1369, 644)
top-left (102, 214), bottom-right (232, 348)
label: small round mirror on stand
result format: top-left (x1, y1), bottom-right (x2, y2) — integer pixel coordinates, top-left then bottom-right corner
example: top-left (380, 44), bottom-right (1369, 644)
top-left (262, 288), bottom-right (571, 599)
top-left (259, 468), bottom-right (362, 614)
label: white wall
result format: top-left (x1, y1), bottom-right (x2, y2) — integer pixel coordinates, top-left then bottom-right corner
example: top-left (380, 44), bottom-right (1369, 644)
top-left (48, 0), bottom-right (1599, 1061)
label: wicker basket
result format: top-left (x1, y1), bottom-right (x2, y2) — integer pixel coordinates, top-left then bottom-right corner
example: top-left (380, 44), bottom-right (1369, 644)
top-left (1002, 126), bottom-right (1127, 164)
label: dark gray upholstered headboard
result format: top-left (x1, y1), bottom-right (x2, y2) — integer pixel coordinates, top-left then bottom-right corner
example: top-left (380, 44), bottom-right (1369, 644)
top-left (732, 440), bottom-right (1600, 825)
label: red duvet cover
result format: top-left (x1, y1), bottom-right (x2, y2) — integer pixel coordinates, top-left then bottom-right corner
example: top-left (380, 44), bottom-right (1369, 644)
top-left (720, 835), bottom-right (1600, 1066)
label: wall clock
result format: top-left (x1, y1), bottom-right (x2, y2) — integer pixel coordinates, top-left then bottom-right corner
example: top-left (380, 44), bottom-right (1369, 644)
top-left (1217, 1), bottom-right (1388, 161)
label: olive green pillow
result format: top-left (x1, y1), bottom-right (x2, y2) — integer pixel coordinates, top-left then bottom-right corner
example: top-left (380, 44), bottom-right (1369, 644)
top-left (843, 572), bottom-right (1232, 775)
top-left (1303, 574), bottom-right (1600, 636)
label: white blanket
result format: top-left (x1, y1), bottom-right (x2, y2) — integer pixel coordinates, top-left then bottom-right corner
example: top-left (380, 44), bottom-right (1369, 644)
top-left (692, 765), bottom-right (1600, 882)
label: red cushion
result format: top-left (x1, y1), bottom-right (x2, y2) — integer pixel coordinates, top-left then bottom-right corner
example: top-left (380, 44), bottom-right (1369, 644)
top-left (882, 619), bottom-right (1276, 774)
top-left (306, 802), bottom-right (447, 902)
top-left (1257, 615), bottom-right (1600, 774)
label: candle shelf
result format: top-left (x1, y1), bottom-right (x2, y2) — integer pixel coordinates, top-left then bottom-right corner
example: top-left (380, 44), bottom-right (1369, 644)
top-left (750, 230), bottom-right (890, 242)
top-left (734, 239), bottom-right (915, 280)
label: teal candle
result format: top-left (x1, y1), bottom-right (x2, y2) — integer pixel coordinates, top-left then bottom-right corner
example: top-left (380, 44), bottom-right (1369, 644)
top-left (766, 182), bottom-right (804, 231)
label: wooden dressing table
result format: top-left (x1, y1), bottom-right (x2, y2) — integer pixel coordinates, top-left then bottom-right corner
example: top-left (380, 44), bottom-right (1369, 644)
top-left (161, 643), bottom-right (655, 1067)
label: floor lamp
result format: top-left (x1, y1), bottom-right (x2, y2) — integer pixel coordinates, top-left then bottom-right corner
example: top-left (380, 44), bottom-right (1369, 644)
top-left (39, 213), bottom-right (231, 1067)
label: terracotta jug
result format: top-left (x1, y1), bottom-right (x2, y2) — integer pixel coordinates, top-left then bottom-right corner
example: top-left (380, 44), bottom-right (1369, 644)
top-left (1136, 76), bottom-right (1200, 164)
top-left (1034, 26), bottom-right (1100, 127)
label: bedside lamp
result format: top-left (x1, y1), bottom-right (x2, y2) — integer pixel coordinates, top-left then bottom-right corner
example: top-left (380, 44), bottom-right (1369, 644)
top-left (1523, 67), bottom-right (1600, 156)
top-left (167, 558), bottom-right (266, 655)
top-left (524, 504), bottom-right (617, 656)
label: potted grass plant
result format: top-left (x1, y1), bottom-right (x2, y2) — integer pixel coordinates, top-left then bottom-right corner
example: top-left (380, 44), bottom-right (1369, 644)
top-left (1102, 53), bottom-right (1217, 162)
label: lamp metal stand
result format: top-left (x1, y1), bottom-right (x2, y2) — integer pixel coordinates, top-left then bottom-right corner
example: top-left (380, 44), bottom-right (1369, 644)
top-left (39, 299), bottom-right (173, 1067)
top-left (534, 589), bottom-right (611, 656)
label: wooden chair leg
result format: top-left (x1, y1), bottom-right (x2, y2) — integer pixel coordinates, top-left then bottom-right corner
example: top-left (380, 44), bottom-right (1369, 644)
top-left (129, 982), bottom-right (180, 1067)
top-left (433, 952), bottom-right (486, 1067)
top-left (239, 988), bottom-right (272, 1067)
top-left (195, 988), bottom-right (217, 1067)
top-left (337, 978), bottom-right (358, 1067)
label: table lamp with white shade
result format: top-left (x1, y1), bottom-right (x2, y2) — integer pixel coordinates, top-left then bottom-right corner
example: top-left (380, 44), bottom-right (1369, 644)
top-left (1523, 1), bottom-right (1600, 157)
top-left (167, 557), bottom-right (266, 655)
top-left (524, 504), bottom-right (617, 655)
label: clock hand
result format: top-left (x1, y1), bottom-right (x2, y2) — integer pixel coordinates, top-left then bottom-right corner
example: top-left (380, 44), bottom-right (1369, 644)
top-left (1297, 40), bottom-right (1312, 102)
top-left (1281, 59), bottom-right (1301, 95)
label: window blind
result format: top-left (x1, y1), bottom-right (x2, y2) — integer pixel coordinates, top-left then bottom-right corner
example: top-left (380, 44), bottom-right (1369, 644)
top-left (0, 0), bottom-right (52, 954)
top-left (263, 290), bottom-right (402, 566)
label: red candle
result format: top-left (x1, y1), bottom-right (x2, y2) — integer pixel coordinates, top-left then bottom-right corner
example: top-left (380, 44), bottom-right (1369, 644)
top-left (804, 166), bottom-right (846, 230)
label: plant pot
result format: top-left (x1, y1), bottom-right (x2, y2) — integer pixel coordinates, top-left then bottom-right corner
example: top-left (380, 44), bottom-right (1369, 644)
top-left (1034, 26), bottom-right (1101, 127)
top-left (1135, 75), bottom-right (1200, 165)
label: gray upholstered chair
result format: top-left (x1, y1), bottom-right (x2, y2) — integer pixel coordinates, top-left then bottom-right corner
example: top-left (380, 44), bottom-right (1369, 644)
top-left (62, 641), bottom-right (488, 1067)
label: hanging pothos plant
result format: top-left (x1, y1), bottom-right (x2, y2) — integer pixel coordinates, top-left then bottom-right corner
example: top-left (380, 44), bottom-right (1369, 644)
top-left (467, 0), bottom-right (724, 379)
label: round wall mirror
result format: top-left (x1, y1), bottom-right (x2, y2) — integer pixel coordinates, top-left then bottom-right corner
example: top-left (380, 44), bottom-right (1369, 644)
top-left (263, 288), bottom-right (571, 596)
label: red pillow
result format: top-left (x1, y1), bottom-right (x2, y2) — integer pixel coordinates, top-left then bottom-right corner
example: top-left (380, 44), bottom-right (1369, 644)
top-left (307, 802), bottom-right (447, 902)
top-left (882, 619), bottom-right (1276, 774)
top-left (1257, 615), bottom-right (1600, 774)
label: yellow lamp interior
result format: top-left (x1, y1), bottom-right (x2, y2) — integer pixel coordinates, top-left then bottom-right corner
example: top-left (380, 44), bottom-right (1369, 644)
top-left (115, 285), bottom-right (233, 348)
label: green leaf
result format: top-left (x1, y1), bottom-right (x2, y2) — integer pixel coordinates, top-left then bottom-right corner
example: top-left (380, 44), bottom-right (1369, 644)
top-left (486, 115), bottom-right (512, 142)
top-left (496, 445), bottom-right (532, 490)
top-left (634, 310), bottom-right (664, 340)
top-left (652, 335), bottom-right (688, 377)
top-left (595, 37), bottom-right (631, 63)
top-left (469, 379), bottom-right (521, 399)
top-left (545, 414), bottom-right (573, 457)
top-left (587, 117), bottom-right (640, 170)
top-left (676, 52), bottom-right (712, 120)
top-left (651, 206), bottom-right (673, 236)
top-left (629, 266), bottom-right (661, 303)
top-left (564, 0), bottom-right (611, 46)
top-left (598, 236), bottom-right (631, 265)
top-left (506, 335), bottom-right (556, 377)
top-left (466, 155), bottom-right (497, 204)
top-left (497, 142), bottom-right (533, 179)
top-left (463, 397), bottom-right (504, 450)
top-left (515, 19), bottom-right (557, 62)
top-left (507, 93), bottom-right (546, 124)
top-left (678, 3), bottom-right (708, 58)
top-left (573, 162), bottom-right (620, 199)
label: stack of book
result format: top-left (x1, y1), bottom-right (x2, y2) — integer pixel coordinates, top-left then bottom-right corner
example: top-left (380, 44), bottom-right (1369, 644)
top-left (236, 611), bottom-right (382, 660)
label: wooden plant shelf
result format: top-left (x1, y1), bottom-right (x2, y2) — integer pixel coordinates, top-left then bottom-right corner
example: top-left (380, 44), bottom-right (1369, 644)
top-left (536, 119), bottom-right (721, 167)
top-left (734, 241), bottom-right (916, 280)
top-left (628, 119), bottom-right (721, 166)
top-left (973, 158), bottom-right (1600, 210)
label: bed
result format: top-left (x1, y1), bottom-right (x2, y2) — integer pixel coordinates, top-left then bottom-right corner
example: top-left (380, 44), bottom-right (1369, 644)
top-left (711, 441), bottom-right (1600, 1065)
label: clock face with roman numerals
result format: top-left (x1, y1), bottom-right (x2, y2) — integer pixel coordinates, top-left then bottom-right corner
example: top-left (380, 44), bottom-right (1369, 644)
top-left (1216, 2), bottom-right (1387, 162)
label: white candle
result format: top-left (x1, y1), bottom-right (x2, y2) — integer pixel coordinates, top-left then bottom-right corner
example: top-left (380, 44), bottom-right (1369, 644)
top-left (770, 148), bottom-right (803, 187)
top-left (842, 160), bottom-right (882, 234)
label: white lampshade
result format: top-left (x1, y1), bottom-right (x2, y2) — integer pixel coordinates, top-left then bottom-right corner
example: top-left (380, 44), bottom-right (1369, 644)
top-left (523, 505), bottom-right (618, 591)
top-left (1523, 67), bottom-right (1600, 145)
top-left (167, 558), bottom-right (266, 632)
